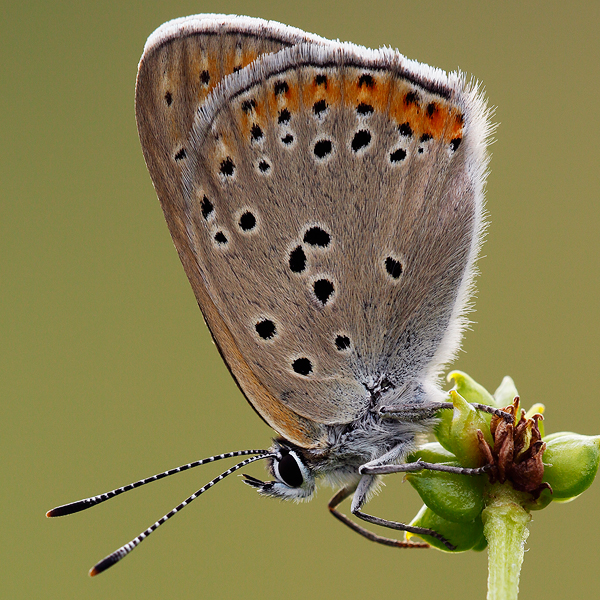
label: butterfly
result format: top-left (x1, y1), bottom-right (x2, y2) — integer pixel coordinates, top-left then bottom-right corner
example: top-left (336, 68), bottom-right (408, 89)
top-left (47, 14), bottom-right (497, 575)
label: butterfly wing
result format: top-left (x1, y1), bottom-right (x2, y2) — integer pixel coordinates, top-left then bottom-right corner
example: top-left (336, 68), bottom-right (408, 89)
top-left (137, 17), bottom-right (491, 445)
top-left (136, 16), bottom-right (331, 447)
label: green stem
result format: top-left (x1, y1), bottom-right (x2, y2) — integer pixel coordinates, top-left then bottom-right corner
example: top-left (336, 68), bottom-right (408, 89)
top-left (482, 483), bottom-right (531, 600)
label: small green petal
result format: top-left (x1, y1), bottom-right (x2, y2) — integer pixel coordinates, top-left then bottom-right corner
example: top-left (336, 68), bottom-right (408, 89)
top-left (525, 489), bottom-right (554, 511)
top-left (406, 462), bottom-right (485, 523)
top-left (408, 505), bottom-right (485, 552)
top-left (542, 433), bottom-right (600, 500)
top-left (437, 372), bottom-right (498, 455)
top-left (407, 442), bottom-right (456, 464)
top-left (447, 370), bottom-right (498, 407)
top-left (524, 403), bottom-right (545, 437)
top-left (493, 376), bottom-right (519, 407)
top-left (436, 390), bottom-right (491, 467)
top-left (524, 403), bottom-right (545, 420)
top-left (434, 398), bottom-right (455, 454)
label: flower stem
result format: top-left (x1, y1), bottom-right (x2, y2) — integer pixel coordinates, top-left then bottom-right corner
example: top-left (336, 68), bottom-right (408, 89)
top-left (482, 483), bottom-right (531, 600)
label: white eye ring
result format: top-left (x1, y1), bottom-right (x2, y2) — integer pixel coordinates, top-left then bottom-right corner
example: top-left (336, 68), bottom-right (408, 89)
top-left (273, 450), bottom-right (305, 488)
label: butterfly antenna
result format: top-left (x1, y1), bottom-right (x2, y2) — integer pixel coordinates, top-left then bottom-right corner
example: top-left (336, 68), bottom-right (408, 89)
top-left (46, 449), bottom-right (269, 518)
top-left (88, 452), bottom-right (275, 576)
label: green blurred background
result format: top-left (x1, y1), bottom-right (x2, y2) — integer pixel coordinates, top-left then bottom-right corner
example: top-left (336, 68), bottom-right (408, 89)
top-left (3, 1), bottom-right (599, 598)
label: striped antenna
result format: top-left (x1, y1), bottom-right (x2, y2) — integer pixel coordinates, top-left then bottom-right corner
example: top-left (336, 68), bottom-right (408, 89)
top-left (46, 449), bottom-right (269, 518)
top-left (88, 453), bottom-right (275, 576)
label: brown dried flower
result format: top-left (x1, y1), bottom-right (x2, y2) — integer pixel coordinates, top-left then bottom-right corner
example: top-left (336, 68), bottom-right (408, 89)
top-left (477, 397), bottom-right (551, 498)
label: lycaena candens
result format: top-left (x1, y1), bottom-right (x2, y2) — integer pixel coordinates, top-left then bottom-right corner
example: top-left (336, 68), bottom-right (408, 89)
top-left (47, 14), bottom-right (499, 575)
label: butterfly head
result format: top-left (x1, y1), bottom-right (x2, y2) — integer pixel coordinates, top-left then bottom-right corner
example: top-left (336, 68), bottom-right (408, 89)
top-left (242, 439), bottom-right (316, 501)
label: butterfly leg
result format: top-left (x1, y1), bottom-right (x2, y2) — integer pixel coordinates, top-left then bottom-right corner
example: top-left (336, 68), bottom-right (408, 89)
top-left (348, 474), bottom-right (455, 550)
top-left (358, 441), bottom-right (491, 477)
top-left (379, 402), bottom-right (513, 422)
top-left (328, 482), bottom-right (428, 548)
top-left (360, 460), bottom-right (491, 477)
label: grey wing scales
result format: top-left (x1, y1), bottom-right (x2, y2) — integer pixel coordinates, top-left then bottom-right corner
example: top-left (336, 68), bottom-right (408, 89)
top-left (178, 42), bottom-right (490, 425)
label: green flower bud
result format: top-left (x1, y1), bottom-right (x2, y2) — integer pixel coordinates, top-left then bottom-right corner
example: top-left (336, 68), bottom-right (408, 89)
top-left (541, 433), bottom-right (600, 501)
top-left (471, 534), bottom-right (488, 552)
top-left (408, 505), bottom-right (485, 552)
top-left (407, 371), bottom-right (599, 560)
top-left (406, 462), bottom-right (485, 523)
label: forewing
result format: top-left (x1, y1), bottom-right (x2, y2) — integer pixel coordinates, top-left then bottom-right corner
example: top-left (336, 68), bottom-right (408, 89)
top-left (136, 16), bottom-right (331, 447)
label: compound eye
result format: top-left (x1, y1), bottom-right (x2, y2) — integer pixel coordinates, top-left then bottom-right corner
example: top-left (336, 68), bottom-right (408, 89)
top-left (277, 453), bottom-right (303, 488)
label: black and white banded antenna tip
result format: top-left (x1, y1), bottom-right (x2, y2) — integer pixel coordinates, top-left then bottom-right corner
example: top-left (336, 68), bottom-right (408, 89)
top-left (46, 450), bottom-right (274, 576)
